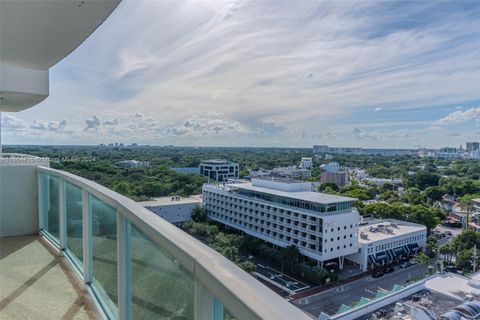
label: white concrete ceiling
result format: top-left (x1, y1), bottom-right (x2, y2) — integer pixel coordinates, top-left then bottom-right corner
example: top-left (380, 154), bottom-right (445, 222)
top-left (0, 0), bottom-right (121, 111)
top-left (0, 0), bottom-right (121, 70)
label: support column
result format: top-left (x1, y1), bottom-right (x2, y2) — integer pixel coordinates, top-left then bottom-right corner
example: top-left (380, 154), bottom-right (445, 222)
top-left (82, 190), bottom-right (92, 283)
top-left (117, 212), bottom-right (132, 320)
top-left (0, 111), bottom-right (2, 158)
top-left (59, 179), bottom-right (66, 252)
top-left (38, 172), bottom-right (44, 230)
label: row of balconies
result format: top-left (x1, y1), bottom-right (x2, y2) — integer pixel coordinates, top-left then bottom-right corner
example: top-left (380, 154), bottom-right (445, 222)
top-left (205, 204), bottom-right (323, 236)
top-left (209, 213), bottom-right (319, 251)
top-left (204, 199), bottom-right (320, 226)
top-left (203, 190), bottom-right (334, 219)
top-left (208, 211), bottom-right (320, 244)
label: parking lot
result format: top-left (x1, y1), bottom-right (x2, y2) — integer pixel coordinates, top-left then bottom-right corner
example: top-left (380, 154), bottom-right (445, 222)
top-left (255, 264), bottom-right (310, 294)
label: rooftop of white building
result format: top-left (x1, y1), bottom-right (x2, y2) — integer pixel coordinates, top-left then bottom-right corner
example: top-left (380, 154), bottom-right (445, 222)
top-left (358, 219), bottom-right (426, 244)
top-left (226, 181), bottom-right (356, 204)
top-left (425, 273), bottom-right (480, 300)
top-left (137, 195), bottom-right (202, 207)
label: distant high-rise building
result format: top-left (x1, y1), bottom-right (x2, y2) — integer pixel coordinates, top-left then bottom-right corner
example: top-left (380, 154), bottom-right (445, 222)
top-left (466, 142), bottom-right (480, 152)
top-left (313, 145), bottom-right (416, 156)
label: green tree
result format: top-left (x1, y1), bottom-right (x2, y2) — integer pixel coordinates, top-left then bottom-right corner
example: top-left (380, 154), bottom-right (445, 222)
top-left (113, 180), bottom-right (131, 196)
top-left (415, 252), bottom-right (429, 265)
top-left (237, 260), bottom-right (256, 274)
top-left (403, 187), bottom-right (424, 205)
top-left (407, 171), bottom-right (440, 190)
top-left (319, 182), bottom-right (340, 192)
top-left (423, 186), bottom-right (445, 203)
top-left (459, 194), bottom-right (478, 229)
top-left (425, 236), bottom-right (438, 258)
top-left (191, 207), bottom-right (208, 223)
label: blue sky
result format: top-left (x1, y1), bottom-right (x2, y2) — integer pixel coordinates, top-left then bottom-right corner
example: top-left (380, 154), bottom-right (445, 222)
top-left (2, 0), bottom-right (479, 148)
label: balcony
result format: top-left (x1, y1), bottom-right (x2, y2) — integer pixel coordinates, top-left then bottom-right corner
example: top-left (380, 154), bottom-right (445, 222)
top-left (0, 162), bottom-right (309, 320)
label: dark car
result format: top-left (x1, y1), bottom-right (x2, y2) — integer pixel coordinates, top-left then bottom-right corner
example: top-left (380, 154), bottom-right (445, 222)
top-left (384, 266), bottom-right (394, 274)
top-left (372, 271), bottom-right (384, 278)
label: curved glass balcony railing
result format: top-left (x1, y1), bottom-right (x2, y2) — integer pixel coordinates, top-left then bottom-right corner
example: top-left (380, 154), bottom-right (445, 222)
top-left (37, 166), bottom-right (308, 320)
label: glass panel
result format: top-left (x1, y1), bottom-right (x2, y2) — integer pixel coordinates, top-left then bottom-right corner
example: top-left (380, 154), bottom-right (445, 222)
top-left (43, 173), bottom-right (60, 241)
top-left (91, 195), bottom-right (118, 315)
top-left (224, 309), bottom-right (236, 320)
top-left (130, 224), bottom-right (194, 319)
top-left (65, 182), bottom-right (83, 265)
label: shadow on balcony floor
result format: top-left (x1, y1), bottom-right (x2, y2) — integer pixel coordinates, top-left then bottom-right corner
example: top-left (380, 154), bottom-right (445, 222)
top-left (0, 235), bottom-right (95, 320)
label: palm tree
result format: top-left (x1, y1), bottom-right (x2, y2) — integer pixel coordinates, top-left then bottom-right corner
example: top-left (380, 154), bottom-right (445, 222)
top-left (459, 196), bottom-right (474, 230)
top-left (439, 244), bottom-right (453, 265)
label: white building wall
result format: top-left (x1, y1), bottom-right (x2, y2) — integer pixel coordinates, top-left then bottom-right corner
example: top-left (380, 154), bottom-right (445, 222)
top-left (0, 164), bottom-right (44, 236)
top-left (144, 202), bottom-right (201, 225)
top-left (346, 228), bottom-right (427, 271)
top-left (203, 185), bottom-right (360, 263)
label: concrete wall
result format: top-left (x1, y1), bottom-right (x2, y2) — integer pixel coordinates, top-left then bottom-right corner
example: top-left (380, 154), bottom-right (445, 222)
top-left (252, 178), bottom-right (312, 192)
top-left (146, 202), bottom-right (201, 224)
top-left (0, 165), bottom-right (39, 236)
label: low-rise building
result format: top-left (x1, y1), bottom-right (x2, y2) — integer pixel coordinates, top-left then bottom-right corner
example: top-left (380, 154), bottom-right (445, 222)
top-left (300, 157), bottom-right (313, 170)
top-left (200, 159), bottom-right (239, 182)
top-left (320, 162), bottom-right (348, 186)
top-left (346, 219), bottom-right (427, 271)
top-left (203, 178), bottom-right (359, 268)
top-left (320, 171), bottom-right (348, 186)
top-left (271, 166), bottom-right (312, 179)
top-left (248, 166), bottom-right (312, 180)
top-left (363, 177), bottom-right (403, 187)
top-left (116, 159), bottom-right (150, 167)
top-left (137, 195), bottom-right (202, 225)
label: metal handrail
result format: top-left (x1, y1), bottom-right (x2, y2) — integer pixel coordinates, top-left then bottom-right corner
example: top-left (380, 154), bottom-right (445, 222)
top-left (38, 166), bottom-right (309, 320)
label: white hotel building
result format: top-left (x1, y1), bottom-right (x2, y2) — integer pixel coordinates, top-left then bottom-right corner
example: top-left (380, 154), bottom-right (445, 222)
top-left (203, 178), bottom-right (427, 271)
top-left (203, 178), bottom-right (360, 268)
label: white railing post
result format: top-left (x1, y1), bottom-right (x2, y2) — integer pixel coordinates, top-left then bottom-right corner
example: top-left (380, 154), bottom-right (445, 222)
top-left (195, 278), bottom-right (222, 320)
top-left (38, 171), bottom-right (44, 231)
top-left (117, 212), bottom-right (132, 320)
top-left (45, 174), bottom-right (50, 229)
top-left (82, 190), bottom-right (93, 283)
top-left (59, 179), bottom-right (66, 251)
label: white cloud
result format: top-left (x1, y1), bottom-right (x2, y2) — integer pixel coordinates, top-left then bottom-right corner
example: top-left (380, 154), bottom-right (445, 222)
top-left (31, 119), bottom-right (68, 131)
top-left (103, 118), bottom-right (119, 126)
top-left (434, 107), bottom-right (480, 125)
top-left (85, 116), bottom-right (102, 131)
top-left (3, 1), bottom-right (479, 147)
top-left (130, 112), bottom-right (143, 118)
top-left (1, 114), bottom-right (25, 130)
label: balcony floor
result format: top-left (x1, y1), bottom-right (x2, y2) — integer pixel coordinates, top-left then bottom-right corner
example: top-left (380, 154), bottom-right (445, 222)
top-left (0, 235), bottom-right (95, 320)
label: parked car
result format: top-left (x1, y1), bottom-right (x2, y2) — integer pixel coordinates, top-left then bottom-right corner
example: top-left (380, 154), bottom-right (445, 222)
top-left (400, 261), bottom-right (412, 268)
top-left (372, 271), bottom-right (384, 278)
top-left (384, 266), bottom-right (395, 274)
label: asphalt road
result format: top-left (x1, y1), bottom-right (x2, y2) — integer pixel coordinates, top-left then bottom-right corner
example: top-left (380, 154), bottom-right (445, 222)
top-left (292, 263), bottom-right (428, 317)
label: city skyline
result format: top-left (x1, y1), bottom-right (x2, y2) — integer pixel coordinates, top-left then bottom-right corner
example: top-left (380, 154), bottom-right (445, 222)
top-left (1, 0), bottom-right (479, 148)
